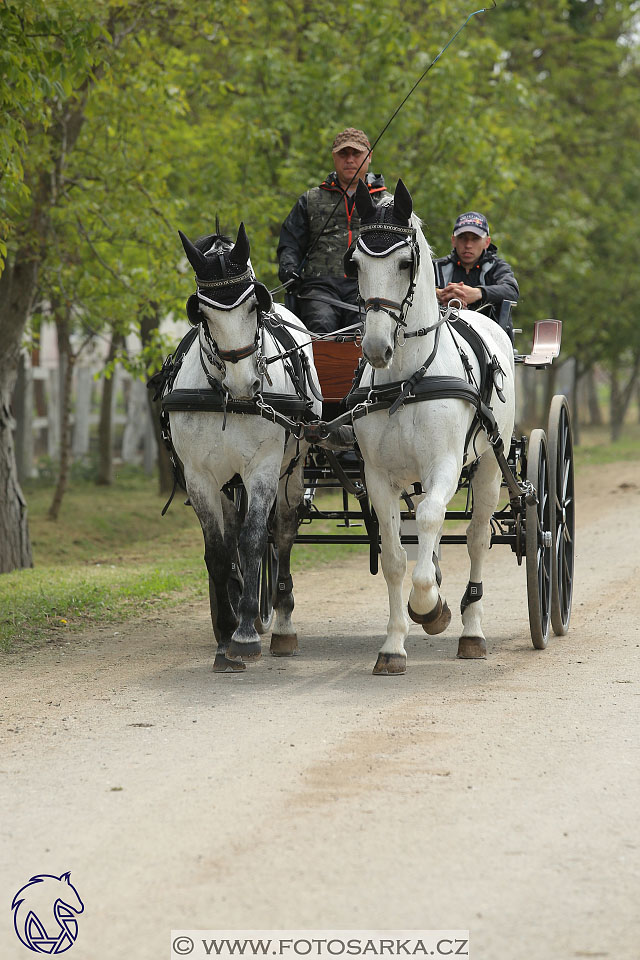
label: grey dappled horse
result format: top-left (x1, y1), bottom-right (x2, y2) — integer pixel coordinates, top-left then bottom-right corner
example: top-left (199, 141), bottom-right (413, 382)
top-left (171, 225), bottom-right (322, 672)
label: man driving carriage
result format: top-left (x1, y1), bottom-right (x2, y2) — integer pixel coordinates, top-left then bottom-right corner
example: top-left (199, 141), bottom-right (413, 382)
top-left (435, 211), bottom-right (519, 339)
top-left (276, 127), bottom-right (389, 335)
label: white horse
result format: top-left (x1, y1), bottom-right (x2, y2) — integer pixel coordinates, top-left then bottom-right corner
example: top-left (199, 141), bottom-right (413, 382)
top-left (170, 224), bottom-right (322, 672)
top-left (348, 180), bottom-right (515, 674)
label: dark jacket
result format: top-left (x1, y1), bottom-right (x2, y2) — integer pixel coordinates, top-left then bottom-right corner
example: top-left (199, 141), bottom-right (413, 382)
top-left (277, 171), bottom-right (388, 282)
top-left (434, 243), bottom-right (519, 320)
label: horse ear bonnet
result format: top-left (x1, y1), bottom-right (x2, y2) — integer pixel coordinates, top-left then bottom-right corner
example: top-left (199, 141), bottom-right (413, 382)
top-left (355, 179), bottom-right (416, 256)
top-left (392, 178), bottom-right (413, 224)
top-left (186, 294), bottom-right (201, 326)
top-left (354, 179), bottom-right (376, 222)
top-left (253, 282), bottom-right (273, 314)
top-left (343, 239), bottom-right (359, 278)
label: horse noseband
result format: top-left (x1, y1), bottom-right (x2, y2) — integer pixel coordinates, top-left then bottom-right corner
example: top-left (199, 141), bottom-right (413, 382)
top-left (364, 296), bottom-right (405, 321)
top-left (216, 339), bottom-right (260, 364)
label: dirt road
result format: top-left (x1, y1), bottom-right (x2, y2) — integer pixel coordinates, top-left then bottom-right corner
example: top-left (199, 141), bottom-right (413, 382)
top-left (2, 462), bottom-right (639, 960)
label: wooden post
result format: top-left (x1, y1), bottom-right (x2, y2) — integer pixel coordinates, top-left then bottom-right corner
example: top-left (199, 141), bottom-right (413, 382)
top-left (13, 350), bottom-right (34, 484)
top-left (72, 365), bottom-right (93, 459)
top-left (47, 367), bottom-right (60, 459)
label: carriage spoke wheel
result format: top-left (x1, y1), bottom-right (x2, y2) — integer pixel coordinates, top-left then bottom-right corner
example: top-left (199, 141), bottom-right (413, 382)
top-left (525, 429), bottom-right (552, 649)
top-left (548, 395), bottom-right (575, 636)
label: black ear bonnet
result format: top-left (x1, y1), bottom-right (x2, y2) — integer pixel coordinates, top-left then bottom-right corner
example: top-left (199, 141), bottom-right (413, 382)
top-left (180, 227), bottom-right (272, 323)
top-left (343, 238), bottom-right (359, 278)
top-left (186, 293), bottom-right (202, 326)
top-left (344, 179), bottom-right (417, 277)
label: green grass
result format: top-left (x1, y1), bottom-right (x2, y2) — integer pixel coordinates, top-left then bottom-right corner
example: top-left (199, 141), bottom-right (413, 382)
top-left (0, 469), bottom-right (365, 651)
top-left (573, 424), bottom-right (640, 468)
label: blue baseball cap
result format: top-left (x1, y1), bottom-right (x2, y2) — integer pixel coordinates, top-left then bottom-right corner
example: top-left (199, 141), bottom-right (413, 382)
top-left (453, 211), bottom-right (489, 237)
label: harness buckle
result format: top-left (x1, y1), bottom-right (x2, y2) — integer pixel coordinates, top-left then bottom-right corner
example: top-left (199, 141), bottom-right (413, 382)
top-left (257, 352), bottom-right (273, 387)
top-left (353, 399), bottom-right (373, 417)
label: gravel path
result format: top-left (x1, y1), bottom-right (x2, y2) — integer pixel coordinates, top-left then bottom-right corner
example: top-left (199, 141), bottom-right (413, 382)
top-left (1, 461), bottom-right (639, 960)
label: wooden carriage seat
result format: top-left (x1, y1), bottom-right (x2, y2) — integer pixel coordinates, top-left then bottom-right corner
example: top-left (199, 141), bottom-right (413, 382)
top-left (312, 339), bottom-right (362, 415)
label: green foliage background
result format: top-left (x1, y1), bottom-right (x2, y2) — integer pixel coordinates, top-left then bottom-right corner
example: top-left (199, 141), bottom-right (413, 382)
top-left (2, 0), bottom-right (639, 373)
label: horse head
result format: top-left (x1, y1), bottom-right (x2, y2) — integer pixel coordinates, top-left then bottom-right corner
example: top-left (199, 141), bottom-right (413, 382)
top-left (349, 179), bottom-right (429, 369)
top-left (179, 224), bottom-right (273, 399)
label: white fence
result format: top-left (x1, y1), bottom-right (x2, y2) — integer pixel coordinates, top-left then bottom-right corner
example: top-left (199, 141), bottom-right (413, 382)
top-left (13, 349), bottom-right (158, 483)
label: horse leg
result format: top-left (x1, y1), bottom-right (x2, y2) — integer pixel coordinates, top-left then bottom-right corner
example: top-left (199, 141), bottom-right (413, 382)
top-left (409, 460), bottom-right (460, 636)
top-left (226, 473), bottom-right (278, 663)
top-left (458, 452), bottom-right (502, 659)
top-left (270, 450), bottom-right (305, 657)
top-left (208, 492), bottom-right (243, 648)
top-left (366, 468), bottom-right (409, 675)
top-left (190, 489), bottom-right (244, 674)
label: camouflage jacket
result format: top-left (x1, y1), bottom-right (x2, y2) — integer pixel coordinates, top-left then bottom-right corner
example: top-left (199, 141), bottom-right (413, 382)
top-left (277, 171), bottom-right (388, 281)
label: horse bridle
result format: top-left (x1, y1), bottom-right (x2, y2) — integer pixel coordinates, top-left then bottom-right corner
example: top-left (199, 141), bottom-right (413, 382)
top-left (194, 270), bottom-right (271, 377)
top-left (357, 222), bottom-right (421, 341)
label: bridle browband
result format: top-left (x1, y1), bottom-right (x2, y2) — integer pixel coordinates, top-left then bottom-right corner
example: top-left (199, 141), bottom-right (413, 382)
top-left (356, 222), bottom-right (421, 336)
top-left (194, 270), bottom-right (268, 374)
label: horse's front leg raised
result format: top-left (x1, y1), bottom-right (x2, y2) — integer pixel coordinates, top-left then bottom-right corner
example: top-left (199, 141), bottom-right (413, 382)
top-left (226, 473), bottom-right (278, 664)
top-left (458, 452), bottom-right (502, 659)
top-left (366, 467), bottom-right (409, 675)
top-left (270, 446), bottom-right (306, 657)
top-left (409, 460), bottom-right (461, 637)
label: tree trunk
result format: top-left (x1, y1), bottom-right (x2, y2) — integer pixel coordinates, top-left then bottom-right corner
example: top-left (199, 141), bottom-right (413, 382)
top-left (96, 332), bottom-right (123, 486)
top-left (0, 94), bottom-right (92, 570)
top-left (48, 308), bottom-right (75, 520)
top-left (0, 386), bottom-right (33, 573)
top-left (571, 360), bottom-right (581, 447)
top-left (140, 308), bottom-right (174, 495)
top-left (0, 254), bottom-right (38, 573)
top-left (585, 366), bottom-right (603, 426)
top-left (609, 352), bottom-right (640, 442)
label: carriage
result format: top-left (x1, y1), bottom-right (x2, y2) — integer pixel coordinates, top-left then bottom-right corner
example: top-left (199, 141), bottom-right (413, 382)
top-left (157, 185), bottom-right (575, 674)
top-left (288, 316), bottom-right (574, 652)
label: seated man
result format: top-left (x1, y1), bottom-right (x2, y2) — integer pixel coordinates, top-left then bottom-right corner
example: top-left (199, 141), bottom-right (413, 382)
top-left (276, 127), bottom-right (388, 335)
top-left (435, 211), bottom-right (519, 338)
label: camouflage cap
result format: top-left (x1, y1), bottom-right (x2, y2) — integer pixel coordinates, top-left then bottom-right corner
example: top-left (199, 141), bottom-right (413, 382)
top-left (332, 127), bottom-right (371, 153)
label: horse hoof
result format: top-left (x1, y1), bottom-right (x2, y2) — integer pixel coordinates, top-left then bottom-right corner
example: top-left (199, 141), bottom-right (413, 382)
top-left (226, 640), bottom-right (262, 662)
top-left (408, 597), bottom-right (451, 635)
top-left (423, 600), bottom-right (451, 635)
top-left (372, 653), bottom-right (406, 675)
top-left (457, 636), bottom-right (487, 659)
top-left (213, 652), bottom-right (246, 673)
top-left (270, 633), bottom-right (298, 657)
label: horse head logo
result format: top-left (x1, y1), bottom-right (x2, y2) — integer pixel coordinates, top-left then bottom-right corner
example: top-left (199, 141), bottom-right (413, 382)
top-left (11, 872), bottom-right (84, 954)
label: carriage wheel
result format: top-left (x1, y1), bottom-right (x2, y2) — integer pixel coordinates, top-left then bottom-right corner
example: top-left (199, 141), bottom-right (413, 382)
top-left (525, 428), bottom-right (552, 649)
top-left (548, 395), bottom-right (575, 636)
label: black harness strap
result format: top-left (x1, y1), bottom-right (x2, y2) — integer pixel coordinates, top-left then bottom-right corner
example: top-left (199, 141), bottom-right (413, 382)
top-left (161, 387), bottom-right (313, 418)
